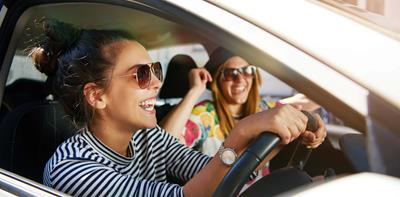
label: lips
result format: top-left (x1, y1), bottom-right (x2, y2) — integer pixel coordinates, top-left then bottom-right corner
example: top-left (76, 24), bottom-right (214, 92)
top-left (231, 86), bottom-right (245, 94)
top-left (138, 97), bottom-right (156, 112)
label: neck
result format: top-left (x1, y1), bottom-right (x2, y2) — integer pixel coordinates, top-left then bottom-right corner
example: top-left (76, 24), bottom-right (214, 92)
top-left (89, 118), bottom-right (135, 157)
top-left (228, 103), bottom-right (244, 118)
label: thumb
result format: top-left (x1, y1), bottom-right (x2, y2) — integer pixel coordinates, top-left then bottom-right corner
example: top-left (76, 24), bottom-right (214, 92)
top-left (292, 104), bottom-right (303, 110)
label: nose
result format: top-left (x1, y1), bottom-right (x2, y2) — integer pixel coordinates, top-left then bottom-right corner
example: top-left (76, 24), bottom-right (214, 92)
top-left (148, 72), bottom-right (162, 90)
top-left (233, 73), bottom-right (245, 83)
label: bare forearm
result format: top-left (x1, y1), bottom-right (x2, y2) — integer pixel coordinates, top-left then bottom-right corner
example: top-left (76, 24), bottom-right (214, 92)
top-left (160, 88), bottom-right (203, 142)
top-left (183, 156), bottom-right (229, 197)
top-left (183, 127), bottom-right (249, 196)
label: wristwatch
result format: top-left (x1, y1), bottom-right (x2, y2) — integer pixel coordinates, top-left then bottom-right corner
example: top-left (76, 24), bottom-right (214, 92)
top-left (218, 143), bottom-right (238, 166)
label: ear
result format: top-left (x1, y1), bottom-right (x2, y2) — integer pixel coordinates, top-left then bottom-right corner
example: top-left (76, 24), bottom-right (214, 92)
top-left (83, 82), bottom-right (107, 109)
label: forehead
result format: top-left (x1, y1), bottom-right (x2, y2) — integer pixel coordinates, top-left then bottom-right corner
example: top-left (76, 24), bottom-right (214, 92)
top-left (113, 40), bottom-right (152, 74)
top-left (223, 56), bottom-right (249, 69)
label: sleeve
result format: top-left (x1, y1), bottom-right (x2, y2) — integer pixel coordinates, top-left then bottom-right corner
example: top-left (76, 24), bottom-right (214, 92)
top-left (260, 97), bottom-right (282, 111)
top-left (47, 159), bottom-right (184, 197)
top-left (163, 130), bottom-right (211, 183)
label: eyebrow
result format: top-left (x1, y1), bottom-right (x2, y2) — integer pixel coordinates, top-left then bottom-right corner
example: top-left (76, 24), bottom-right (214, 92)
top-left (125, 64), bottom-right (140, 74)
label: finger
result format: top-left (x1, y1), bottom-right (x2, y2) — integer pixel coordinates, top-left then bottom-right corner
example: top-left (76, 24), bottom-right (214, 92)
top-left (280, 125), bottom-right (292, 145)
top-left (199, 71), bottom-right (205, 81)
top-left (302, 131), bottom-right (316, 142)
top-left (205, 71), bottom-right (213, 82)
top-left (303, 135), bottom-right (325, 147)
top-left (305, 141), bottom-right (323, 148)
top-left (292, 104), bottom-right (303, 110)
top-left (313, 114), bottom-right (327, 139)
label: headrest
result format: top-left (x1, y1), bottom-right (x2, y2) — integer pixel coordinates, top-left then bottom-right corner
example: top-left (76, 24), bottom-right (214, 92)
top-left (159, 54), bottom-right (197, 98)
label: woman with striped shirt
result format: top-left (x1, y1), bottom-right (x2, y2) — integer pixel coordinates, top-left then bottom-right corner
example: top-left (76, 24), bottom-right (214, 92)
top-left (31, 19), bottom-right (324, 197)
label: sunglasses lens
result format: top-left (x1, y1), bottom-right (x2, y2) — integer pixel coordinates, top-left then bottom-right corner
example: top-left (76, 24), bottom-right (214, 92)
top-left (243, 66), bottom-right (255, 77)
top-left (153, 62), bottom-right (163, 82)
top-left (223, 69), bottom-right (236, 81)
top-left (137, 65), bottom-right (151, 89)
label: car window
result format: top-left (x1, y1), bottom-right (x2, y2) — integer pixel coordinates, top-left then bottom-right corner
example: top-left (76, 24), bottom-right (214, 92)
top-left (148, 43), bottom-right (209, 78)
top-left (6, 54), bottom-right (47, 85)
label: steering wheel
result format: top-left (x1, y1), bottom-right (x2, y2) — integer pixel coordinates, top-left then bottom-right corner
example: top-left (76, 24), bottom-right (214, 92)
top-left (213, 111), bottom-right (319, 197)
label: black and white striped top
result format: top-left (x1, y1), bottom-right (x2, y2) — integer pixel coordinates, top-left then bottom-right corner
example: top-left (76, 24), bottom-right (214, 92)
top-left (43, 126), bottom-right (211, 197)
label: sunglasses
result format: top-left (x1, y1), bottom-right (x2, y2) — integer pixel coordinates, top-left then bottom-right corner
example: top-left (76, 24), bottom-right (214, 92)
top-left (117, 62), bottom-right (163, 89)
top-left (221, 65), bottom-right (256, 81)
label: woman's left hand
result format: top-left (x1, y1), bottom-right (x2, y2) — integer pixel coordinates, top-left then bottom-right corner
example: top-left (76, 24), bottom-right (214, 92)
top-left (301, 113), bottom-right (327, 148)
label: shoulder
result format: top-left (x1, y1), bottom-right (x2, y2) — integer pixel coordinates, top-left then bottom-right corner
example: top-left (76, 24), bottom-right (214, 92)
top-left (195, 99), bottom-right (214, 107)
top-left (192, 100), bottom-right (215, 114)
top-left (51, 130), bottom-right (90, 161)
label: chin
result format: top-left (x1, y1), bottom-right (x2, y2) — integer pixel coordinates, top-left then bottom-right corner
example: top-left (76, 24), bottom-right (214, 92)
top-left (144, 119), bottom-right (158, 128)
top-left (232, 96), bottom-right (248, 104)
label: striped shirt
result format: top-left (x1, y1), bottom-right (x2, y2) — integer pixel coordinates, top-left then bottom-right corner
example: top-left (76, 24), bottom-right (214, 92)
top-left (43, 126), bottom-right (210, 197)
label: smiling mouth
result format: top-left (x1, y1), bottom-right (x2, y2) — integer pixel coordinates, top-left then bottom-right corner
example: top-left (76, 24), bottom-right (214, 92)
top-left (138, 98), bottom-right (156, 112)
top-left (232, 86), bottom-right (245, 94)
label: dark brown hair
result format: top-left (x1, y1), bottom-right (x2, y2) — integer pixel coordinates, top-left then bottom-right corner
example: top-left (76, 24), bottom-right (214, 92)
top-left (30, 19), bottom-right (134, 128)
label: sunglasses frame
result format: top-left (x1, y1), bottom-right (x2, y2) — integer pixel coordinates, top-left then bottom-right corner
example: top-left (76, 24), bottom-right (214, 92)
top-left (116, 62), bottom-right (163, 89)
top-left (221, 65), bottom-right (257, 81)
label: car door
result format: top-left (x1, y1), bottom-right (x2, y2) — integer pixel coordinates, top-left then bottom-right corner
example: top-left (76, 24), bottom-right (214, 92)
top-left (0, 1), bottom-right (69, 196)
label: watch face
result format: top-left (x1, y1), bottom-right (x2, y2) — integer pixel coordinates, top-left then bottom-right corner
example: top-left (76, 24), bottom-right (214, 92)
top-left (221, 149), bottom-right (236, 165)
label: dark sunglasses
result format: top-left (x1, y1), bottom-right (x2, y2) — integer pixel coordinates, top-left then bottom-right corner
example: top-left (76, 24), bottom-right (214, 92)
top-left (117, 62), bottom-right (163, 89)
top-left (221, 65), bottom-right (256, 81)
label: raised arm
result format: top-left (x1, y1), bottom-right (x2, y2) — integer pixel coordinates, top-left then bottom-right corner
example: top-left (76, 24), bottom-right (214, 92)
top-left (160, 68), bottom-right (212, 143)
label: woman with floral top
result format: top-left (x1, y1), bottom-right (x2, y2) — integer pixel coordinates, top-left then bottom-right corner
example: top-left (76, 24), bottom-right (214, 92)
top-left (161, 48), bottom-right (323, 188)
top-left (161, 47), bottom-right (323, 155)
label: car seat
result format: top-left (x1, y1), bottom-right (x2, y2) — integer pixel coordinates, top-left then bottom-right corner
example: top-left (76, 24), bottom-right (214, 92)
top-left (0, 79), bottom-right (48, 120)
top-left (0, 100), bottom-right (75, 183)
top-left (156, 54), bottom-right (198, 122)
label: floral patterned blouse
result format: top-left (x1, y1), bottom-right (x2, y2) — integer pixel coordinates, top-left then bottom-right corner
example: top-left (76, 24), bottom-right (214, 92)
top-left (182, 99), bottom-right (279, 156)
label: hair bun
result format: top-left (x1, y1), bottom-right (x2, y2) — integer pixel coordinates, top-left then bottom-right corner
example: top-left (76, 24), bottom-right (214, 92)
top-left (30, 19), bottom-right (81, 75)
top-left (30, 47), bottom-right (56, 75)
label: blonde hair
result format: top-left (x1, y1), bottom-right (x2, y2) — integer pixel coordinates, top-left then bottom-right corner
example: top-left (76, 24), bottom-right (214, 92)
top-left (210, 62), bottom-right (262, 137)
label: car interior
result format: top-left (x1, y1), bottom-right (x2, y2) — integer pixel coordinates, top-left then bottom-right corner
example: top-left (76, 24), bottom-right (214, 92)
top-left (0, 1), bottom-right (381, 196)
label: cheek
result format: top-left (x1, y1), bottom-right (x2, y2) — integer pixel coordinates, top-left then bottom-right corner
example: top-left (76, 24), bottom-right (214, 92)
top-left (246, 78), bottom-right (253, 87)
top-left (220, 82), bottom-right (231, 96)
top-left (108, 82), bottom-right (141, 106)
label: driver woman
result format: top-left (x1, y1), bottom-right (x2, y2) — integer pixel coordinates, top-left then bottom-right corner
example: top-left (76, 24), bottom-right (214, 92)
top-left (32, 19), bottom-right (325, 197)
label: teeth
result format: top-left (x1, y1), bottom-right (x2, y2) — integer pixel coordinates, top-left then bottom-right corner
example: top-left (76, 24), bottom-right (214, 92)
top-left (139, 98), bottom-right (156, 111)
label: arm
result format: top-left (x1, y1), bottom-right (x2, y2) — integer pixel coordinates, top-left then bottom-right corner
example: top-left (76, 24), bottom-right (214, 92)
top-left (160, 68), bottom-right (212, 142)
top-left (182, 105), bottom-right (312, 197)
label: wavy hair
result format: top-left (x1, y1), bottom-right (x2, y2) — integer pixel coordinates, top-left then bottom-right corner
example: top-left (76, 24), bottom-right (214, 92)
top-left (210, 59), bottom-right (262, 136)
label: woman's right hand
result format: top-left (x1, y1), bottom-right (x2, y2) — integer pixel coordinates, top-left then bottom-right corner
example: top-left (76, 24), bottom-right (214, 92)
top-left (226, 105), bottom-right (308, 151)
top-left (188, 68), bottom-right (212, 95)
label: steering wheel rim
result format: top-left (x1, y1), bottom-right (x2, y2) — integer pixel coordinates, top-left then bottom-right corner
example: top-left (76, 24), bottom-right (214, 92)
top-left (213, 111), bottom-right (318, 197)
